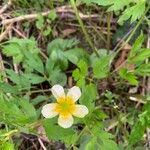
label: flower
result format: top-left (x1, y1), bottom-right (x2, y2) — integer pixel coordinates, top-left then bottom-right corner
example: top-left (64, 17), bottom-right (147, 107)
top-left (41, 84), bottom-right (89, 128)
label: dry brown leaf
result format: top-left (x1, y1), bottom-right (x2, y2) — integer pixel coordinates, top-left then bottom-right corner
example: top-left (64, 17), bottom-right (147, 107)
top-left (114, 41), bottom-right (135, 71)
top-left (61, 28), bottom-right (76, 37)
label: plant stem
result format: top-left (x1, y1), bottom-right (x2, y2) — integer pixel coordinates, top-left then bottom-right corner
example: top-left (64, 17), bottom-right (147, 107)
top-left (70, 0), bottom-right (99, 57)
top-left (106, 12), bottom-right (112, 49)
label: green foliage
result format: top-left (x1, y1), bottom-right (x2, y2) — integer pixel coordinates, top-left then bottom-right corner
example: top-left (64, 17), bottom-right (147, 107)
top-left (129, 101), bottom-right (150, 145)
top-left (43, 119), bottom-right (77, 145)
top-left (119, 34), bottom-right (150, 85)
top-left (0, 94), bottom-right (37, 126)
top-left (82, 0), bottom-right (147, 24)
top-left (36, 11), bottom-right (57, 36)
top-left (79, 127), bottom-right (118, 150)
top-left (80, 83), bottom-right (97, 110)
top-left (93, 55), bottom-right (111, 79)
top-left (119, 68), bottom-right (138, 85)
top-left (1, 38), bottom-right (39, 63)
top-left (1, 1), bottom-right (150, 149)
top-left (0, 141), bottom-right (14, 150)
top-left (47, 38), bottom-right (88, 70)
top-left (73, 60), bottom-right (88, 87)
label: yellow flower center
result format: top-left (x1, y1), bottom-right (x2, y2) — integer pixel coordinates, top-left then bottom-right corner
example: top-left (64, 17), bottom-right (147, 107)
top-left (54, 96), bottom-right (76, 117)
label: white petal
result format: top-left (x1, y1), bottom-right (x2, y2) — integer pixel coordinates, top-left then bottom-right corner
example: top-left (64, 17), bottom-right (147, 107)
top-left (51, 84), bottom-right (65, 99)
top-left (58, 115), bottom-right (74, 128)
top-left (73, 105), bottom-right (89, 118)
top-left (41, 104), bottom-right (58, 118)
top-left (67, 86), bottom-right (81, 102)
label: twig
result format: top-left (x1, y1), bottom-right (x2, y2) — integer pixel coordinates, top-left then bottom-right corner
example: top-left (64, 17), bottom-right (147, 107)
top-left (12, 27), bottom-right (26, 38)
top-left (0, 0), bottom-right (12, 15)
top-left (1, 5), bottom-right (99, 25)
top-left (38, 138), bottom-right (47, 150)
top-left (0, 24), bottom-right (12, 42)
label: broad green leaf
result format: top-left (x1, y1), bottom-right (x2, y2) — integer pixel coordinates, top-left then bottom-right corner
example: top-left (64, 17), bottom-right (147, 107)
top-left (48, 10), bottom-right (57, 21)
top-left (24, 51), bottom-right (44, 74)
top-left (19, 99), bottom-right (37, 122)
top-left (72, 60), bottom-right (88, 87)
top-left (80, 83), bottom-right (97, 110)
top-left (93, 56), bottom-right (111, 79)
top-left (43, 119), bottom-right (77, 145)
top-left (47, 38), bottom-right (79, 54)
top-left (23, 73), bottom-right (45, 84)
top-left (0, 141), bottom-right (14, 150)
top-left (36, 15), bottom-right (44, 30)
top-left (0, 83), bottom-right (18, 94)
top-left (65, 48), bottom-right (88, 65)
top-left (129, 121), bottom-right (145, 145)
top-left (2, 38), bottom-right (39, 63)
top-left (49, 69), bottom-right (67, 86)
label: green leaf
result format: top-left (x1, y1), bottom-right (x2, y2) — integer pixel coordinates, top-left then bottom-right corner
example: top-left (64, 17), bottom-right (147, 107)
top-left (24, 51), bottom-right (44, 74)
top-left (43, 119), bottom-right (77, 145)
top-left (0, 95), bottom-right (35, 125)
top-left (72, 60), bottom-right (88, 87)
top-left (47, 38), bottom-right (79, 54)
top-left (129, 48), bottom-right (150, 64)
top-left (48, 10), bottom-right (57, 21)
top-left (119, 68), bottom-right (138, 85)
top-left (80, 83), bottom-right (97, 110)
top-left (118, 0), bottom-right (146, 24)
top-left (64, 48), bottom-right (89, 65)
top-left (49, 69), bottom-right (67, 86)
top-left (135, 63), bottom-right (150, 76)
top-left (43, 26), bottom-right (52, 36)
top-left (19, 99), bottom-right (37, 122)
top-left (23, 73), bottom-right (45, 84)
top-left (107, 0), bottom-right (132, 11)
top-left (0, 83), bottom-right (18, 94)
top-left (0, 141), bottom-right (14, 150)
top-left (31, 95), bottom-right (48, 105)
top-left (2, 38), bottom-right (39, 63)
top-left (36, 15), bottom-right (44, 29)
top-left (129, 121), bottom-right (145, 145)
top-left (131, 34), bottom-right (144, 52)
top-left (82, 0), bottom-right (113, 6)
top-left (47, 38), bottom-right (79, 70)
top-left (93, 56), bottom-right (111, 79)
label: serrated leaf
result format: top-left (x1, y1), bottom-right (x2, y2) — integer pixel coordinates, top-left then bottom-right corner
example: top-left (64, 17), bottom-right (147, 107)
top-left (118, 1), bottom-right (145, 24)
top-left (129, 121), bottom-right (145, 145)
top-left (108, 0), bottom-right (132, 11)
top-left (93, 56), bottom-right (111, 79)
top-left (43, 119), bottom-right (77, 145)
top-left (2, 38), bottom-right (39, 63)
top-left (72, 60), bottom-right (88, 87)
top-left (80, 83), bottom-right (97, 110)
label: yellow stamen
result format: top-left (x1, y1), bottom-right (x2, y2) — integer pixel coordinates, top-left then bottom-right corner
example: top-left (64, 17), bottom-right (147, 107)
top-left (54, 96), bottom-right (76, 117)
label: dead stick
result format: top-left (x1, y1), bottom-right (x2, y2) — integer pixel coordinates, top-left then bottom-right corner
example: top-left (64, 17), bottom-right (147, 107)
top-left (0, 0), bottom-right (12, 15)
top-left (0, 24), bottom-right (12, 42)
top-left (1, 5), bottom-right (99, 25)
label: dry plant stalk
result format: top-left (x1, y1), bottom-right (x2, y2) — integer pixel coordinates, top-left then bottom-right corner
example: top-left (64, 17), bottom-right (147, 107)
top-left (1, 5), bottom-right (99, 25)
